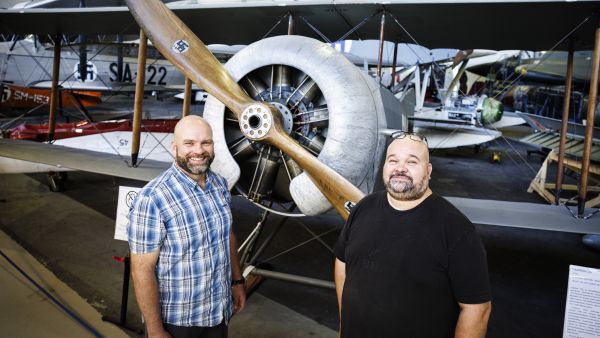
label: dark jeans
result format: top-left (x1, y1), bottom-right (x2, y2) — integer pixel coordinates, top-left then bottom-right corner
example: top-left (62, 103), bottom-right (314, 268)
top-left (163, 321), bottom-right (227, 338)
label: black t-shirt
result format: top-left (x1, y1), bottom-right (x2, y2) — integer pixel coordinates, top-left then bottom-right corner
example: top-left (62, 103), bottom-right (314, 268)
top-left (334, 191), bottom-right (491, 338)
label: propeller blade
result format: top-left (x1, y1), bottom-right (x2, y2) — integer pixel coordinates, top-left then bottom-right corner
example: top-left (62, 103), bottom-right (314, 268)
top-left (267, 122), bottom-right (365, 218)
top-left (125, 0), bottom-right (253, 116)
top-left (452, 49), bottom-right (474, 68)
top-left (125, 0), bottom-right (365, 219)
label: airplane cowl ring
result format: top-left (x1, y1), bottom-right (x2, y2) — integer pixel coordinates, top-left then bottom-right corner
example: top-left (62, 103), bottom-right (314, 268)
top-left (239, 104), bottom-right (273, 140)
top-left (204, 35), bottom-right (387, 217)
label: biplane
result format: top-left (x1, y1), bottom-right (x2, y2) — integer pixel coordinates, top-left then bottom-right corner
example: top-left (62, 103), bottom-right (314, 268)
top-left (0, 0), bottom-right (599, 288)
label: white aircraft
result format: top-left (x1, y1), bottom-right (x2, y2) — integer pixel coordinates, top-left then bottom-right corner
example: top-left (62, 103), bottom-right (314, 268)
top-left (395, 54), bottom-right (525, 149)
top-left (0, 37), bottom-right (245, 96)
top-left (0, 0), bottom-right (599, 281)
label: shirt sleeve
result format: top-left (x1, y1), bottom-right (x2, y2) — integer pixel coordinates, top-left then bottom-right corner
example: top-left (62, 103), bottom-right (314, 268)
top-left (447, 229), bottom-right (492, 304)
top-left (127, 192), bottom-right (164, 254)
top-left (333, 203), bottom-right (360, 262)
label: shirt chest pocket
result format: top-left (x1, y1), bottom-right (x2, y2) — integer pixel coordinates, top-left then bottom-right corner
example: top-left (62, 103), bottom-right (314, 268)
top-left (163, 210), bottom-right (210, 253)
top-left (162, 195), bottom-right (230, 254)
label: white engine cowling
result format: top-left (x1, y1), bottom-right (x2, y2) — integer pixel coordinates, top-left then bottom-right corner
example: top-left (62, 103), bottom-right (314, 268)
top-left (204, 35), bottom-right (388, 216)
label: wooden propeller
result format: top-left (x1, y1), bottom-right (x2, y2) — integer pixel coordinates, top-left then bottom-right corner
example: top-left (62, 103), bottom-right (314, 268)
top-left (451, 49), bottom-right (474, 68)
top-left (125, 0), bottom-right (365, 219)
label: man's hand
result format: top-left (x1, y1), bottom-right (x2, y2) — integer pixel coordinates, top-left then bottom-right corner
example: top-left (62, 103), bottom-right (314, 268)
top-left (148, 329), bottom-right (172, 338)
top-left (232, 284), bottom-right (246, 314)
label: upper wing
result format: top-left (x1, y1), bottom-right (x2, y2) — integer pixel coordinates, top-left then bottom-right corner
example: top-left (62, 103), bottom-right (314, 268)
top-left (0, 1), bottom-right (597, 50)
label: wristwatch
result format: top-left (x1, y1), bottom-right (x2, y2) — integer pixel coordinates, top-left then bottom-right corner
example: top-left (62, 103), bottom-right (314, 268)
top-left (231, 277), bottom-right (245, 286)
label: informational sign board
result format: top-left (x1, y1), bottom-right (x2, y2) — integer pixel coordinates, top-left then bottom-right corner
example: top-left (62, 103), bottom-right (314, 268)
top-left (563, 265), bottom-right (600, 338)
top-left (114, 186), bottom-right (141, 241)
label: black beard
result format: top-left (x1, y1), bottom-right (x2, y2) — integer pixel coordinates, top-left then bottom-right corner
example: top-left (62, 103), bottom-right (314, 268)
top-left (176, 152), bottom-right (214, 176)
top-left (385, 174), bottom-right (428, 201)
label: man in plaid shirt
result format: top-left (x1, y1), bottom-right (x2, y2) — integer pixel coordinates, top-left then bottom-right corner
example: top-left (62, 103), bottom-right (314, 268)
top-left (128, 116), bottom-right (246, 338)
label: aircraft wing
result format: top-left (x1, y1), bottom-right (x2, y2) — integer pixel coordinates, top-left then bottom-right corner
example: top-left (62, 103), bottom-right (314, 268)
top-left (28, 80), bottom-right (185, 93)
top-left (516, 112), bottom-right (600, 141)
top-left (405, 100), bottom-right (525, 149)
top-left (413, 124), bottom-right (502, 149)
top-left (0, 138), bottom-right (168, 181)
top-left (486, 112), bottom-right (525, 130)
top-left (0, 1), bottom-right (597, 50)
top-left (446, 197), bottom-right (600, 235)
top-left (57, 42), bottom-right (246, 62)
top-left (3, 140), bottom-right (596, 234)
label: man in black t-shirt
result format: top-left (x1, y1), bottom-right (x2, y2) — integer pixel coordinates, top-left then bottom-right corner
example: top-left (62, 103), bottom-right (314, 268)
top-left (334, 131), bottom-right (491, 338)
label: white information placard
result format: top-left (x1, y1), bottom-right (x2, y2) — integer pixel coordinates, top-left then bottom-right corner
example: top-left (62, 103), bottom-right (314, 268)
top-left (563, 265), bottom-right (600, 338)
top-left (114, 186), bottom-right (141, 241)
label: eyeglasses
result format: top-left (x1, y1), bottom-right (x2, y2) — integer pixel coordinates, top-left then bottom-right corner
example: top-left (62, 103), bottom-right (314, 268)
top-left (390, 131), bottom-right (428, 145)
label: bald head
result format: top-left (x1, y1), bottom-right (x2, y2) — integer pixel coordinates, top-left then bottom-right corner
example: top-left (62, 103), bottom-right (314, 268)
top-left (171, 116), bottom-right (215, 178)
top-left (387, 137), bottom-right (430, 163)
top-left (174, 115), bottom-right (212, 142)
top-left (383, 136), bottom-right (432, 202)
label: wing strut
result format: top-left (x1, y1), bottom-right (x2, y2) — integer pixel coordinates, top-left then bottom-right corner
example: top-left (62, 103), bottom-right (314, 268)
top-left (376, 11), bottom-right (386, 80)
top-left (182, 77), bottom-right (192, 117)
top-left (47, 34), bottom-right (61, 143)
top-left (131, 29), bottom-right (147, 167)
top-left (555, 42), bottom-right (574, 205)
top-left (578, 27), bottom-right (600, 216)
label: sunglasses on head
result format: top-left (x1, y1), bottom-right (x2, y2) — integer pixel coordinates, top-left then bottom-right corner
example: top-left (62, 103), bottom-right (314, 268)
top-left (390, 131), bottom-right (428, 145)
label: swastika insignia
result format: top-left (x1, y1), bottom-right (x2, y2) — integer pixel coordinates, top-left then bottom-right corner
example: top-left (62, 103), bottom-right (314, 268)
top-left (344, 201), bottom-right (356, 214)
top-left (172, 40), bottom-right (190, 54)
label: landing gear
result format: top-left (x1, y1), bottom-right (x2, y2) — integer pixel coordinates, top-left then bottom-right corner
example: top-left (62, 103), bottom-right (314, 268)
top-left (238, 208), bottom-right (336, 292)
top-left (47, 172), bottom-right (68, 192)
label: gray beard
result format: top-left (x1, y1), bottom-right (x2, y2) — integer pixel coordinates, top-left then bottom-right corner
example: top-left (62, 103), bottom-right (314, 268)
top-left (385, 175), bottom-right (429, 201)
top-left (176, 153), bottom-right (213, 176)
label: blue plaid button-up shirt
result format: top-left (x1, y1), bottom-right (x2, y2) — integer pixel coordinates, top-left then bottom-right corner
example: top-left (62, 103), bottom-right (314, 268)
top-left (127, 163), bottom-right (233, 327)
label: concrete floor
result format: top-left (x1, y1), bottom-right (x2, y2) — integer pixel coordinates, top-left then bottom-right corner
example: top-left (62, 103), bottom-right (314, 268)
top-left (0, 138), bottom-right (599, 337)
top-left (0, 230), bottom-right (130, 338)
top-left (1, 226), bottom-right (334, 338)
top-left (0, 173), bottom-right (336, 338)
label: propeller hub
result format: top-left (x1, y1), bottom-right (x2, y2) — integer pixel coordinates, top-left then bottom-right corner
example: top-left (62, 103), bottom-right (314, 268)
top-left (268, 101), bottom-right (293, 134)
top-left (239, 103), bottom-right (273, 140)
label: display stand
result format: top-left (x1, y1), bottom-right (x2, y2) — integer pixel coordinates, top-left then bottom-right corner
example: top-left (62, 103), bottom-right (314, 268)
top-left (528, 149), bottom-right (600, 207)
top-left (102, 254), bottom-right (144, 335)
